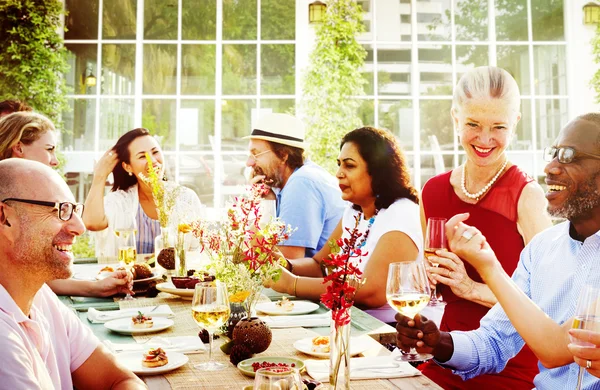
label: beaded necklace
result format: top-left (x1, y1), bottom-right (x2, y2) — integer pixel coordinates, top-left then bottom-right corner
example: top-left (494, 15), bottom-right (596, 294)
top-left (461, 159), bottom-right (508, 201)
top-left (356, 209), bottom-right (379, 249)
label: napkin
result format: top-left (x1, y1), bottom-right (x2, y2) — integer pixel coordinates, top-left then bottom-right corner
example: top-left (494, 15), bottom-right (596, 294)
top-left (260, 312), bottom-right (330, 328)
top-left (87, 305), bottom-right (174, 323)
top-left (104, 336), bottom-right (205, 355)
top-left (305, 355), bottom-right (421, 381)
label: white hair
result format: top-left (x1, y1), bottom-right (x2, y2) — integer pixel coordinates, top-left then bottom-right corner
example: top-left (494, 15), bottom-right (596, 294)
top-left (452, 66), bottom-right (521, 114)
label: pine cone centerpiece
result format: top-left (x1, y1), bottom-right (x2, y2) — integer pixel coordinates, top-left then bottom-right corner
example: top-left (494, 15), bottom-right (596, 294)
top-left (230, 343), bottom-right (253, 366)
top-left (157, 247), bottom-right (176, 270)
top-left (232, 317), bottom-right (272, 354)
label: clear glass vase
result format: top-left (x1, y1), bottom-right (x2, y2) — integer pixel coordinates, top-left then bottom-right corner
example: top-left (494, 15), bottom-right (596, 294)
top-left (155, 226), bottom-right (178, 276)
top-left (329, 311), bottom-right (351, 390)
top-left (176, 230), bottom-right (187, 277)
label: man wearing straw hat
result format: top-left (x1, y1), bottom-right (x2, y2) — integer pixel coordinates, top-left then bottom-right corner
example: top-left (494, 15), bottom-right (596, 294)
top-left (246, 113), bottom-right (345, 260)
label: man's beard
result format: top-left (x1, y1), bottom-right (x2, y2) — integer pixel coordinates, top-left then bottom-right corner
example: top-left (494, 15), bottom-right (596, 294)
top-left (548, 174), bottom-right (600, 220)
top-left (253, 166), bottom-right (283, 188)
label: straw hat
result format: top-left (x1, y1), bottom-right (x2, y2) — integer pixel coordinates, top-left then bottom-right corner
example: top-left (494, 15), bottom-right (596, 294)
top-left (246, 113), bottom-right (306, 150)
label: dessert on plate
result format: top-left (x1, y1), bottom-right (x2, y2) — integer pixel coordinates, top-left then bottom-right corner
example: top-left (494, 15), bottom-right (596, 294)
top-left (132, 263), bottom-right (153, 280)
top-left (131, 311), bottom-right (154, 329)
top-left (275, 296), bottom-right (294, 312)
top-left (142, 348), bottom-right (168, 368)
top-left (311, 336), bottom-right (330, 353)
top-left (97, 266), bottom-right (114, 280)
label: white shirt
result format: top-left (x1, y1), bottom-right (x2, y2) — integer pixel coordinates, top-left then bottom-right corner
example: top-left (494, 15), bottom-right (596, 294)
top-left (340, 198), bottom-right (423, 323)
top-left (0, 284), bottom-right (99, 389)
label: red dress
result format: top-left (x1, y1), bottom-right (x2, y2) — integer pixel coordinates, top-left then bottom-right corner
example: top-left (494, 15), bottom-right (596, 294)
top-left (419, 165), bottom-right (539, 390)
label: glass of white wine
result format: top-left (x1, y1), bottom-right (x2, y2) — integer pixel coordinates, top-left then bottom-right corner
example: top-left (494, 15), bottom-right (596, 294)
top-left (192, 281), bottom-right (231, 371)
top-left (114, 212), bottom-right (137, 300)
top-left (571, 285), bottom-right (600, 390)
top-left (386, 260), bottom-right (433, 362)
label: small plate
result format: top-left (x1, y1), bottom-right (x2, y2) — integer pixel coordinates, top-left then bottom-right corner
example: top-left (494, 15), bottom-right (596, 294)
top-left (104, 317), bottom-right (174, 335)
top-left (293, 336), bottom-right (372, 359)
top-left (256, 300), bottom-right (319, 316)
top-left (115, 351), bottom-right (188, 375)
top-left (237, 356), bottom-right (305, 378)
top-left (155, 282), bottom-right (195, 299)
top-left (133, 273), bottom-right (161, 283)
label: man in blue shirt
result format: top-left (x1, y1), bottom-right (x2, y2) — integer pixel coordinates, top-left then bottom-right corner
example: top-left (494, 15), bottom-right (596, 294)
top-left (245, 113), bottom-right (345, 259)
top-left (395, 113), bottom-right (600, 389)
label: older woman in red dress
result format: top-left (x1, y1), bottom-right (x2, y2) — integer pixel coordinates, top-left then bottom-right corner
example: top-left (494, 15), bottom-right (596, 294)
top-left (419, 66), bottom-right (553, 389)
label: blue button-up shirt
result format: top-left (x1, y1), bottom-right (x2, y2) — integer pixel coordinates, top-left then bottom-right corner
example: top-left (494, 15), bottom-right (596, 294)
top-left (445, 221), bottom-right (600, 389)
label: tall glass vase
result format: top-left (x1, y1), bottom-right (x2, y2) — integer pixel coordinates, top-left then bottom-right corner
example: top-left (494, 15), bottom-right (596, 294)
top-left (155, 226), bottom-right (178, 276)
top-left (329, 310), bottom-right (351, 390)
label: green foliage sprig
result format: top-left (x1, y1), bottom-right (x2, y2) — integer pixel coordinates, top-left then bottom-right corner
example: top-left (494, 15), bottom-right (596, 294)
top-left (301, 0), bottom-right (366, 174)
top-left (138, 152), bottom-right (181, 228)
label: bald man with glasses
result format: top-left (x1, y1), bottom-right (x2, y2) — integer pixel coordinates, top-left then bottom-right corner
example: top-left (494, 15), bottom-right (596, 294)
top-left (0, 159), bottom-right (145, 389)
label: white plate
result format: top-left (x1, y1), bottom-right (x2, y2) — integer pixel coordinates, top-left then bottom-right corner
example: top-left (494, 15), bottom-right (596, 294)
top-left (155, 282), bottom-right (195, 299)
top-left (133, 273), bottom-right (161, 283)
top-left (293, 336), bottom-right (372, 359)
top-left (115, 351), bottom-right (188, 375)
top-left (255, 300), bottom-right (320, 315)
top-left (104, 317), bottom-right (174, 335)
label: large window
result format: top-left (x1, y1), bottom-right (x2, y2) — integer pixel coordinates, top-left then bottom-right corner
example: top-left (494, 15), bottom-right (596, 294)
top-left (357, 0), bottom-right (567, 187)
top-left (63, 0), bottom-right (296, 206)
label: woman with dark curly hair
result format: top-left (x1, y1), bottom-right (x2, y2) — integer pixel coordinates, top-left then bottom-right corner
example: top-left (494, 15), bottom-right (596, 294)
top-left (264, 127), bottom-right (422, 323)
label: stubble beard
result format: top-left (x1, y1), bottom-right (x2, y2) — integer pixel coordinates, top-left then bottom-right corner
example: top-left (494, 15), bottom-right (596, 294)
top-left (549, 175), bottom-right (600, 220)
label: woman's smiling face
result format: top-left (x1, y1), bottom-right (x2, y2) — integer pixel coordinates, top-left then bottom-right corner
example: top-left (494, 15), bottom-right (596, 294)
top-left (453, 97), bottom-right (520, 167)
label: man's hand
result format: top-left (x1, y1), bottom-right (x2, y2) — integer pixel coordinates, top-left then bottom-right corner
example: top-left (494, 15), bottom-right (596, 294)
top-left (395, 313), bottom-right (441, 354)
top-left (249, 174), bottom-right (276, 200)
top-left (96, 269), bottom-right (134, 297)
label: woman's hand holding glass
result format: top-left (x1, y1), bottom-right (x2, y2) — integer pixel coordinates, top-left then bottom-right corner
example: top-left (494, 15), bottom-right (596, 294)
top-left (386, 260), bottom-right (432, 361)
top-left (426, 250), bottom-right (476, 301)
top-left (569, 285), bottom-right (600, 389)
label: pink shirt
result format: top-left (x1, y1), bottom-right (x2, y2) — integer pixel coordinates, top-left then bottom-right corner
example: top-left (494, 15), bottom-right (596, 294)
top-left (0, 284), bottom-right (99, 389)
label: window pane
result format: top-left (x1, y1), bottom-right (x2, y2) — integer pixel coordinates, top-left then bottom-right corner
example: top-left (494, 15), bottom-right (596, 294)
top-left (378, 45), bottom-right (411, 96)
top-left (223, 45), bottom-right (257, 95)
top-left (531, 0), bottom-right (564, 41)
top-left (101, 44), bottom-right (136, 95)
top-left (261, 44), bottom-right (295, 95)
top-left (495, 0), bottom-right (527, 41)
top-left (181, 45), bottom-right (216, 95)
top-left (534, 46), bottom-right (567, 96)
top-left (357, 0), bottom-right (373, 41)
top-left (223, 0), bottom-right (257, 40)
top-left (379, 100), bottom-right (413, 151)
top-left (103, 0), bottom-right (136, 39)
top-left (261, 99), bottom-right (295, 114)
top-left (514, 99), bottom-right (532, 150)
top-left (144, 0), bottom-right (178, 40)
top-left (374, 0), bottom-right (412, 42)
top-left (222, 100), bottom-right (256, 148)
top-left (65, 0), bottom-right (98, 40)
top-left (262, 0), bottom-right (295, 40)
top-left (63, 99), bottom-right (96, 151)
top-left (419, 45), bottom-right (452, 95)
top-left (357, 100), bottom-right (374, 127)
top-left (143, 44), bottom-right (177, 95)
top-left (99, 98), bottom-right (135, 150)
top-left (417, 0), bottom-right (451, 41)
top-left (66, 44), bottom-right (98, 96)
top-left (536, 99), bottom-right (568, 149)
top-left (507, 152), bottom-right (534, 176)
top-left (178, 154), bottom-right (215, 206)
top-left (454, 0), bottom-right (487, 41)
top-left (456, 45), bottom-right (489, 81)
top-left (142, 100), bottom-right (176, 151)
top-left (497, 45), bottom-right (530, 95)
top-left (182, 0), bottom-right (216, 40)
top-left (420, 99), bottom-right (452, 150)
top-left (363, 45), bottom-right (374, 95)
top-left (179, 100), bottom-right (215, 151)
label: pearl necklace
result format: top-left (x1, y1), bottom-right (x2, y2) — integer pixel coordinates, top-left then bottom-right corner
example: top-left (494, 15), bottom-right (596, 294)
top-left (461, 159), bottom-right (508, 201)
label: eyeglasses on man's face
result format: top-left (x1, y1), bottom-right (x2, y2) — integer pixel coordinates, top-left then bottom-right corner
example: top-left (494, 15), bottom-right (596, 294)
top-left (543, 146), bottom-right (600, 164)
top-left (248, 149), bottom-right (272, 161)
top-left (1, 198), bottom-right (84, 221)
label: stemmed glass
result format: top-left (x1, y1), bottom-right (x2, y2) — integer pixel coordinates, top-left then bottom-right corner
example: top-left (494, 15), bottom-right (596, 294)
top-left (258, 199), bottom-right (277, 229)
top-left (424, 217), bottom-right (448, 307)
top-left (386, 260), bottom-right (433, 362)
top-left (191, 282), bottom-right (231, 371)
top-left (114, 212), bottom-right (137, 300)
top-left (253, 367), bottom-right (303, 390)
top-left (571, 285), bottom-right (600, 390)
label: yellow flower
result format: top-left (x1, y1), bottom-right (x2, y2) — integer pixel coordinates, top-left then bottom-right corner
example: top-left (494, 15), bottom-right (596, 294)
top-left (178, 223), bottom-right (192, 233)
top-left (229, 290), bottom-right (251, 303)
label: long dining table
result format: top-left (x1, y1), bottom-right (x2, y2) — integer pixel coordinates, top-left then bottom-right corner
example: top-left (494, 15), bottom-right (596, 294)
top-left (63, 262), bottom-right (443, 390)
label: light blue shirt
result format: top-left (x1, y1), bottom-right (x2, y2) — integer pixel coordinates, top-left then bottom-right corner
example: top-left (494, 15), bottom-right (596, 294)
top-left (445, 221), bottom-right (600, 389)
top-left (135, 202), bottom-right (160, 255)
top-left (276, 161), bottom-right (346, 257)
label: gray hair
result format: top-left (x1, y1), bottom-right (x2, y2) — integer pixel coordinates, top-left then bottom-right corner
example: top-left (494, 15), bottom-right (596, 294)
top-left (452, 66), bottom-right (521, 114)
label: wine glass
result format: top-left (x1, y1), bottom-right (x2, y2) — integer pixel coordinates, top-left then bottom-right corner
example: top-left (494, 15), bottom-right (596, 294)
top-left (258, 199), bottom-right (277, 229)
top-left (571, 285), bottom-right (600, 390)
top-left (253, 367), bottom-right (303, 390)
top-left (386, 260), bottom-right (433, 362)
top-left (114, 212), bottom-right (137, 300)
top-left (424, 217), bottom-right (448, 307)
top-left (192, 282), bottom-right (231, 371)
